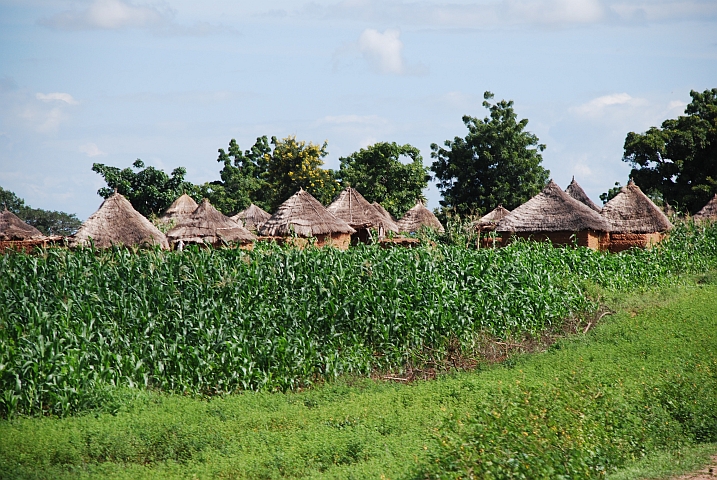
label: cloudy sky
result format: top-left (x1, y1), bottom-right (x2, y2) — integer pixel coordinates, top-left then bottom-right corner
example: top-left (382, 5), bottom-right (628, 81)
top-left (1, 0), bottom-right (715, 219)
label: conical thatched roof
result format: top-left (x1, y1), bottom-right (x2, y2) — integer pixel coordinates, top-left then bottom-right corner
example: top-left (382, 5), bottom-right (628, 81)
top-left (231, 204), bottom-right (271, 232)
top-left (327, 187), bottom-right (396, 232)
top-left (259, 189), bottom-right (356, 237)
top-left (694, 194), bottom-right (717, 221)
top-left (371, 202), bottom-right (400, 232)
top-left (496, 180), bottom-right (611, 233)
top-left (475, 205), bottom-right (511, 230)
top-left (0, 208), bottom-right (44, 241)
top-left (601, 180), bottom-right (673, 233)
top-left (160, 194), bottom-right (198, 223)
top-left (71, 192), bottom-right (169, 249)
top-left (167, 198), bottom-right (256, 244)
top-left (396, 200), bottom-right (445, 233)
top-left (566, 177), bottom-right (601, 212)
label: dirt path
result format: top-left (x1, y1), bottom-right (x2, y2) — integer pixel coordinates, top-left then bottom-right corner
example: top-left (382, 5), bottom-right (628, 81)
top-left (673, 456), bottom-right (717, 479)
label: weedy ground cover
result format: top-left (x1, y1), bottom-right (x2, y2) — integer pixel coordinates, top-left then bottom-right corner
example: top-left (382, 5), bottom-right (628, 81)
top-left (0, 222), bottom-right (716, 417)
top-left (0, 283), bottom-right (715, 479)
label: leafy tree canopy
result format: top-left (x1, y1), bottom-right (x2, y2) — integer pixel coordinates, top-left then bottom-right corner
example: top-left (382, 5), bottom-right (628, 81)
top-left (600, 182), bottom-right (623, 205)
top-left (201, 137), bottom-right (272, 215)
top-left (430, 92), bottom-right (549, 216)
top-left (623, 88), bottom-right (717, 214)
top-left (263, 136), bottom-right (340, 211)
top-left (337, 142), bottom-right (430, 218)
top-left (92, 159), bottom-right (199, 217)
top-left (0, 186), bottom-right (81, 236)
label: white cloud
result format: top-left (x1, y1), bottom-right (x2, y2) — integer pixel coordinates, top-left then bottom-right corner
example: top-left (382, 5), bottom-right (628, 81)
top-left (20, 106), bottom-right (67, 133)
top-left (571, 93), bottom-right (648, 117)
top-left (610, 1), bottom-right (717, 22)
top-left (79, 143), bottom-right (107, 157)
top-left (35, 92), bottom-right (79, 105)
top-left (358, 28), bottom-right (406, 75)
top-left (505, 0), bottom-right (606, 25)
top-left (42, 0), bottom-right (167, 30)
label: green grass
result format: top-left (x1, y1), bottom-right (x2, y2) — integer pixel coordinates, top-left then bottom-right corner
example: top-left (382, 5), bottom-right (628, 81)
top-left (1, 283), bottom-right (716, 479)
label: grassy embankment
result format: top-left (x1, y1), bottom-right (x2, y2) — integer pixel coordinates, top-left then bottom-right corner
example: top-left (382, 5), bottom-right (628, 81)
top-left (1, 281), bottom-right (716, 478)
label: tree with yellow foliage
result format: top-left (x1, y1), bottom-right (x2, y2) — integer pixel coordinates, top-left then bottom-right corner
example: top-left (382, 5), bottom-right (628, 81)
top-left (263, 136), bottom-right (340, 211)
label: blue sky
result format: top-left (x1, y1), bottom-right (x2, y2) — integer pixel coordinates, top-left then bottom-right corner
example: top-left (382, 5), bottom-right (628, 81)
top-left (1, 0), bottom-right (716, 219)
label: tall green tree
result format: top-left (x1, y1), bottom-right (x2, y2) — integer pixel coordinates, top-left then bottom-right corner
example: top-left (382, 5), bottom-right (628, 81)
top-left (263, 136), bottom-right (340, 211)
top-left (430, 92), bottom-right (549, 216)
top-left (92, 159), bottom-right (199, 217)
top-left (622, 88), bottom-right (717, 214)
top-left (201, 137), bottom-right (272, 215)
top-left (0, 186), bottom-right (81, 236)
top-left (337, 142), bottom-right (430, 218)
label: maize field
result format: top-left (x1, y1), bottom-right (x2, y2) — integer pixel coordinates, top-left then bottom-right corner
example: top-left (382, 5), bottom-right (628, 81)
top-left (1, 221), bottom-right (716, 417)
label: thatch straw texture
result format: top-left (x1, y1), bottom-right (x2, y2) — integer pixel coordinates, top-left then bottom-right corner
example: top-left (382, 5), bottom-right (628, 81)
top-left (71, 192), bottom-right (169, 249)
top-left (371, 202), bottom-right (400, 232)
top-left (160, 194), bottom-right (198, 223)
top-left (475, 205), bottom-right (511, 231)
top-left (0, 208), bottom-right (44, 241)
top-left (566, 177), bottom-right (601, 212)
top-left (496, 180), bottom-right (611, 233)
top-left (259, 189), bottom-right (356, 237)
top-left (231, 204), bottom-right (271, 232)
top-left (694, 194), bottom-right (717, 221)
top-left (396, 200), bottom-right (445, 233)
top-left (327, 188), bottom-right (397, 232)
top-left (167, 198), bottom-right (256, 245)
top-left (601, 181), bottom-right (673, 233)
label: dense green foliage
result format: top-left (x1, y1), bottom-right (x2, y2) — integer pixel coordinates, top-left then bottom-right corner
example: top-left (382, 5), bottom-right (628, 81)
top-left (430, 92), bottom-right (550, 216)
top-left (92, 159), bottom-right (199, 217)
top-left (0, 285), bottom-right (716, 479)
top-left (623, 88), bottom-right (717, 214)
top-left (200, 137), bottom-right (272, 215)
top-left (337, 142), bottom-right (430, 218)
top-left (0, 186), bottom-right (81, 236)
top-left (1, 222), bottom-right (716, 419)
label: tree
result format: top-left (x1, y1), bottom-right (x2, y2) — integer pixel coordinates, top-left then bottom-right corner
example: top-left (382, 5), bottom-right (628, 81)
top-left (430, 92), bottom-right (549, 216)
top-left (263, 136), bottom-right (340, 211)
top-left (599, 182), bottom-right (623, 205)
top-left (201, 137), bottom-right (272, 215)
top-left (0, 186), bottom-right (81, 236)
top-left (622, 88), bottom-right (717, 214)
top-left (337, 142), bottom-right (430, 218)
top-left (92, 159), bottom-right (199, 217)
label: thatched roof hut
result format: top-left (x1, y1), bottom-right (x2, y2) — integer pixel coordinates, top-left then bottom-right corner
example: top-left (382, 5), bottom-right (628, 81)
top-left (327, 188), bottom-right (398, 242)
top-left (601, 181), bottom-right (673, 233)
top-left (259, 189), bottom-right (355, 249)
top-left (600, 180), bottom-right (672, 252)
top-left (71, 191), bottom-right (169, 249)
top-left (475, 205), bottom-right (511, 232)
top-left (231, 204), bottom-right (271, 232)
top-left (496, 180), bottom-right (610, 249)
top-left (0, 208), bottom-right (44, 241)
top-left (565, 177), bottom-right (601, 212)
top-left (167, 198), bottom-right (256, 247)
top-left (371, 202), bottom-right (400, 232)
top-left (694, 194), bottom-right (717, 222)
top-left (396, 200), bottom-right (444, 233)
top-left (160, 194), bottom-right (198, 223)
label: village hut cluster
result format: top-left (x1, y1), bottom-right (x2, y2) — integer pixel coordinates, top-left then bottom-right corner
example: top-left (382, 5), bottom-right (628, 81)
top-left (488, 178), bottom-right (675, 252)
top-left (3, 178), bottom-right (715, 253)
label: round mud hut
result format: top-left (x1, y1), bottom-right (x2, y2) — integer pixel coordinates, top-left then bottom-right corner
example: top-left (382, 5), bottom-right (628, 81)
top-left (396, 200), bottom-right (444, 234)
top-left (565, 177), bottom-right (601, 212)
top-left (160, 193), bottom-right (198, 225)
top-left (0, 207), bottom-right (51, 252)
top-left (600, 180), bottom-right (673, 253)
top-left (693, 194), bottom-right (717, 223)
top-left (231, 203), bottom-right (271, 233)
top-left (496, 180), bottom-right (611, 250)
top-left (71, 191), bottom-right (169, 249)
top-left (474, 205), bottom-right (511, 248)
top-left (258, 189), bottom-right (355, 249)
top-left (167, 198), bottom-right (256, 249)
top-left (327, 187), bottom-right (397, 243)
top-left (371, 202), bottom-right (400, 233)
